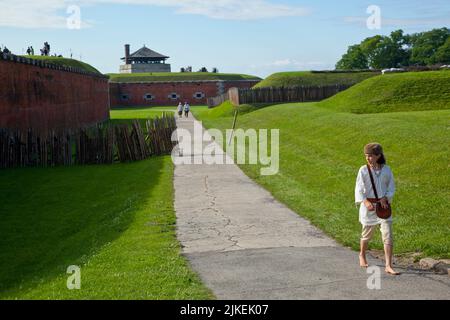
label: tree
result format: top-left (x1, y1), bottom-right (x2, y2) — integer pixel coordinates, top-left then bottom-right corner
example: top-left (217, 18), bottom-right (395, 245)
top-left (433, 37), bottom-right (450, 64)
top-left (212, 67), bottom-right (219, 73)
top-left (369, 33), bottom-right (410, 69)
top-left (335, 45), bottom-right (368, 70)
top-left (409, 28), bottom-right (450, 65)
top-left (359, 35), bottom-right (383, 67)
top-left (361, 30), bottom-right (410, 69)
top-left (335, 28), bottom-right (449, 69)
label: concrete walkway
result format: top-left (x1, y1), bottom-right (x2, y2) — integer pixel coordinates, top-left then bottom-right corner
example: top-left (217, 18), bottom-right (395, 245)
top-left (173, 114), bottom-right (450, 300)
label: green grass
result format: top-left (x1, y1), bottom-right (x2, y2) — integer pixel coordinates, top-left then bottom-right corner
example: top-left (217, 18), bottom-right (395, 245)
top-left (254, 71), bottom-right (379, 88)
top-left (109, 106), bottom-right (175, 129)
top-left (23, 56), bottom-right (102, 74)
top-left (192, 103), bottom-right (450, 259)
top-left (319, 70), bottom-right (450, 113)
top-left (207, 101), bottom-right (274, 118)
top-left (107, 72), bottom-right (261, 83)
top-left (0, 108), bottom-right (212, 299)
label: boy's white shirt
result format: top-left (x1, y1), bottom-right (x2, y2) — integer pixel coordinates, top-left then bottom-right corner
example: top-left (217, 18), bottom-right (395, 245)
top-left (355, 164), bottom-right (395, 225)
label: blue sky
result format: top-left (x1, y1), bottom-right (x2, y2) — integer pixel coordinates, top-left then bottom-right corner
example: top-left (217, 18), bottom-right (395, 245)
top-left (0, 0), bottom-right (449, 77)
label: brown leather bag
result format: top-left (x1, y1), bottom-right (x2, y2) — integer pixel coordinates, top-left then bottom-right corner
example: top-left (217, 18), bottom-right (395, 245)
top-left (366, 164), bottom-right (392, 219)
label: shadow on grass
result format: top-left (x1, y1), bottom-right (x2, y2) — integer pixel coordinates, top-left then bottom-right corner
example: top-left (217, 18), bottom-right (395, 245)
top-left (0, 157), bottom-right (165, 297)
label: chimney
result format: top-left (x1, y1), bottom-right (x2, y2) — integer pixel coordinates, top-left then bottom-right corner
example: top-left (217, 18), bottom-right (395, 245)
top-left (125, 44), bottom-right (130, 64)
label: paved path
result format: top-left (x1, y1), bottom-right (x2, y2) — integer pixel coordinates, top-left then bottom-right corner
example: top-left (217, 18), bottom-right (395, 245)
top-left (173, 114), bottom-right (450, 300)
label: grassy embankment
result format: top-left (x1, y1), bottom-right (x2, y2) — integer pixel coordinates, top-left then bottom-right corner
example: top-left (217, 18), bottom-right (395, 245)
top-left (253, 71), bottom-right (379, 88)
top-left (24, 55), bottom-right (102, 74)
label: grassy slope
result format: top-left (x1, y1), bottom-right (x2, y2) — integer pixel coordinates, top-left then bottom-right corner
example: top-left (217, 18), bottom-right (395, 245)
top-left (319, 70), bottom-right (450, 113)
top-left (108, 72), bottom-right (261, 83)
top-left (206, 101), bottom-right (273, 118)
top-left (0, 108), bottom-right (211, 299)
top-left (254, 71), bottom-right (379, 88)
top-left (192, 103), bottom-right (450, 259)
top-left (24, 56), bottom-right (101, 74)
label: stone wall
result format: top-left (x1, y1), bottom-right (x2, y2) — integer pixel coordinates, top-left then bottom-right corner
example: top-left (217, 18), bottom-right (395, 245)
top-left (0, 54), bottom-right (110, 132)
top-left (119, 63), bottom-right (171, 73)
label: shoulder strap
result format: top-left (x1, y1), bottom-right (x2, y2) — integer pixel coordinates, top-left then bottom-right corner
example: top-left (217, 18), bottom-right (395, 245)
top-left (366, 164), bottom-right (379, 200)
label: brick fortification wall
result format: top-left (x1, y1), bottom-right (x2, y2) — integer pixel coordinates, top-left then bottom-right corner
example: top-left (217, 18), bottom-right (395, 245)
top-left (110, 80), bottom-right (260, 107)
top-left (0, 54), bottom-right (110, 132)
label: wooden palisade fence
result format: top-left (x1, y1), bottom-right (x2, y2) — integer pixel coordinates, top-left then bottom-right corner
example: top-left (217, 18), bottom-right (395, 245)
top-left (238, 84), bottom-right (352, 104)
top-left (206, 92), bottom-right (229, 108)
top-left (207, 84), bottom-right (353, 108)
top-left (0, 113), bottom-right (177, 169)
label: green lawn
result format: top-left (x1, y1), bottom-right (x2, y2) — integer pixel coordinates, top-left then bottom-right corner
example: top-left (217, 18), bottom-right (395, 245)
top-left (108, 72), bottom-right (261, 83)
top-left (254, 71), bottom-right (379, 88)
top-left (0, 108), bottom-right (212, 299)
top-left (192, 103), bottom-right (450, 259)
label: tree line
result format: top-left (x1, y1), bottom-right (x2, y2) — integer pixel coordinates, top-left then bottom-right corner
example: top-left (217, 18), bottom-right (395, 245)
top-left (336, 27), bottom-right (450, 70)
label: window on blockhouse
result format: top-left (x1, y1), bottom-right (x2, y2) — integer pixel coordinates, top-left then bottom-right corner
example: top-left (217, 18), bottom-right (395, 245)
top-left (193, 92), bottom-right (205, 99)
top-left (168, 93), bottom-right (180, 100)
top-left (144, 93), bottom-right (154, 101)
top-left (121, 94), bottom-right (130, 101)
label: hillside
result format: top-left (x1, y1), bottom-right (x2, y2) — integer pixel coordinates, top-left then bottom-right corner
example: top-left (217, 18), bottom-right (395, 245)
top-left (318, 70), bottom-right (450, 113)
top-left (108, 72), bottom-right (261, 83)
top-left (254, 71), bottom-right (379, 88)
top-left (24, 56), bottom-right (102, 74)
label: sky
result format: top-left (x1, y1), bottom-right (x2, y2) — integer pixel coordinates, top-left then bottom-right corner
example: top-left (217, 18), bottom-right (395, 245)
top-left (0, 0), bottom-right (449, 78)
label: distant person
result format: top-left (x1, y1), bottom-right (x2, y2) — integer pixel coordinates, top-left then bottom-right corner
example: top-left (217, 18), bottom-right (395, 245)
top-left (30, 46), bottom-right (34, 55)
top-left (177, 102), bottom-right (183, 118)
top-left (355, 143), bottom-right (399, 275)
top-left (184, 102), bottom-right (190, 118)
top-left (26, 47), bottom-right (31, 55)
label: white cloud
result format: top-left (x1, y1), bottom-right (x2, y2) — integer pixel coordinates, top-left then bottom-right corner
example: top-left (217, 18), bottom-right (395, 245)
top-left (272, 59), bottom-right (292, 66)
top-left (0, 0), bottom-right (311, 29)
top-left (344, 16), bottom-right (450, 28)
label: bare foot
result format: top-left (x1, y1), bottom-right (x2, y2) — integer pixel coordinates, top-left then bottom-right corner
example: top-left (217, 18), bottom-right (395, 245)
top-left (385, 266), bottom-right (400, 275)
top-left (359, 254), bottom-right (369, 268)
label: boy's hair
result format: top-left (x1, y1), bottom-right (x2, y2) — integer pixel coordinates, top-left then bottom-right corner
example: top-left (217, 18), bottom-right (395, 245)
top-left (364, 142), bottom-right (386, 164)
top-left (377, 154), bottom-right (386, 164)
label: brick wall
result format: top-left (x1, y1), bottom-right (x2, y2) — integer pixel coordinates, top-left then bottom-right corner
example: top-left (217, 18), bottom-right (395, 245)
top-left (110, 80), bottom-right (260, 107)
top-left (0, 54), bottom-right (110, 132)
